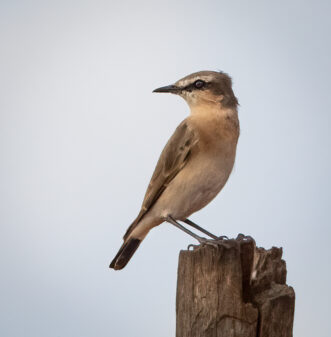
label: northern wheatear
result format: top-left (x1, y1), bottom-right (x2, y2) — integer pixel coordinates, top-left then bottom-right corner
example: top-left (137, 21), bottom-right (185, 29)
top-left (110, 71), bottom-right (239, 270)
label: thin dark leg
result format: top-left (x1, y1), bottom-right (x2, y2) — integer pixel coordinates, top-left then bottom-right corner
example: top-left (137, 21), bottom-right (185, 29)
top-left (165, 216), bottom-right (205, 242)
top-left (165, 216), bottom-right (220, 248)
top-left (183, 218), bottom-right (218, 240)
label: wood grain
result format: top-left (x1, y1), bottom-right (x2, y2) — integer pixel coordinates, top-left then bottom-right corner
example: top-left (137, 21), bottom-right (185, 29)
top-left (176, 236), bottom-right (295, 337)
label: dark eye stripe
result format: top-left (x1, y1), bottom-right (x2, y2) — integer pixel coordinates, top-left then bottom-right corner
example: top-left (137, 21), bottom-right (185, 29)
top-left (181, 79), bottom-right (207, 92)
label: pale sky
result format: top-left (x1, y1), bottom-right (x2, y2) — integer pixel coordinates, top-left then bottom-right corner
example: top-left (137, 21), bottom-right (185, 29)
top-left (1, 1), bottom-right (330, 336)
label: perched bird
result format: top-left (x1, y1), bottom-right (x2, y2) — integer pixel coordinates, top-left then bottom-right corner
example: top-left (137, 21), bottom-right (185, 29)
top-left (110, 70), bottom-right (239, 270)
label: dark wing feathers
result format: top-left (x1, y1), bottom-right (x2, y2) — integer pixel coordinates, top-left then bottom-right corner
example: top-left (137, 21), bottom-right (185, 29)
top-left (123, 120), bottom-right (198, 240)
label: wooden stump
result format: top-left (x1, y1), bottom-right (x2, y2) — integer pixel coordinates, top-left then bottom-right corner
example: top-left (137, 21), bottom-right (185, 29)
top-left (176, 235), bottom-right (295, 337)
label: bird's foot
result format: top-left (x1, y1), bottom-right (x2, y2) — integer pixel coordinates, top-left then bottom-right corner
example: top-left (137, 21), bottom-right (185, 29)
top-left (187, 236), bottom-right (232, 250)
top-left (187, 234), bottom-right (254, 251)
top-left (187, 237), bottom-right (218, 250)
top-left (187, 243), bottom-right (200, 250)
top-left (217, 235), bottom-right (229, 241)
top-left (199, 237), bottom-right (220, 248)
top-left (236, 233), bottom-right (255, 243)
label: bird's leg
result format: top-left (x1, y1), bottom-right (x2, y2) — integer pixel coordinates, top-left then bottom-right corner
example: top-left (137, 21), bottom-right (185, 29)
top-left (165, 215), bottom-right (219, 248)
top-left (184, 218), bottom-right (229, 241)
top-left (166, 216), bottom-right (205, 242)
top-left (184, 218), bottom-right (218, 239)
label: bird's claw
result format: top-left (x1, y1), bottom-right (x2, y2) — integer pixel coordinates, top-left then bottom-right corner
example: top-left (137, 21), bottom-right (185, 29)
top-left (198, 237), bottom-right (220, 248)
top-left (236, 233), bottom-right (255, 242)
top-left (187, 243), bottom-right (199, 250)
top-left (187, 238), bottom-right (220, 250)
top-left (217, 235), bottom-right (229, 241)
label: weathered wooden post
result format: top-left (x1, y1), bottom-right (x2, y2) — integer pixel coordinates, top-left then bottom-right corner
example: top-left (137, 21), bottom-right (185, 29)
top-left (176, 235), bottom-right (295, 337)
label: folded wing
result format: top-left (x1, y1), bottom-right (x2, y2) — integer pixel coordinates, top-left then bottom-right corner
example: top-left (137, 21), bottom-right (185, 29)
top-left (124, 120), bottom-right (199, 240)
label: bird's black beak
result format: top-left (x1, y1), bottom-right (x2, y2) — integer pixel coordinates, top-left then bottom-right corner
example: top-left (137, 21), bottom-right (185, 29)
top-left (153, 84), bottom-right (180, 94)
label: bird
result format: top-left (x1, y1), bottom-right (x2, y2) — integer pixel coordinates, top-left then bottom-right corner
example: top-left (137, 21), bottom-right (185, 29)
top-left (110, 70), bottom-right (240, 270)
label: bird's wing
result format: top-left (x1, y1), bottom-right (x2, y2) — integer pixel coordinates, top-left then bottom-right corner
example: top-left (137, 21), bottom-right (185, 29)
top-left (123, 120), bottom-right (199, 240)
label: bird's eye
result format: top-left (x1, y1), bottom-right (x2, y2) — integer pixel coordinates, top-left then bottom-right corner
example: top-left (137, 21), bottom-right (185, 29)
top-left (194, 80), bottom-right (205, 89)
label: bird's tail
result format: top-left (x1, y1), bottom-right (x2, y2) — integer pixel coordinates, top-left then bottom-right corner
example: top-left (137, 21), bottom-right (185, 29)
top-left (109, 237), bottom-right (142, 270)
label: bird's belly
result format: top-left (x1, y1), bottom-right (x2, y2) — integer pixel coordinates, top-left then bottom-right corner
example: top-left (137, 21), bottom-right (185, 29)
top-left (155, 153), bottom-right (235, 220)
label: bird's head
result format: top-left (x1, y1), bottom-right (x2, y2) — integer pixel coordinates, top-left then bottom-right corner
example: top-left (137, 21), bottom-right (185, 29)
top-left (153, 71), bottom-right (238, 110)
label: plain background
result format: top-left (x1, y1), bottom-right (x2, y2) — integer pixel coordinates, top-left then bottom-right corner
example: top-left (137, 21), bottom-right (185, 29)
top-left (1, 1), bottom-right (330, 336)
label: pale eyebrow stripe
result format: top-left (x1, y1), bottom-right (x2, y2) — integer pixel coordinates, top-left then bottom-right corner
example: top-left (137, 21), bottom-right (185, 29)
top-left (177, 75), bottom-right (214, 87)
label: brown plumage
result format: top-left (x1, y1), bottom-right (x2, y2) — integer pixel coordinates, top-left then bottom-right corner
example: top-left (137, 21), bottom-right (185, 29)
top-left (110, 71), bottom-right (239, 270)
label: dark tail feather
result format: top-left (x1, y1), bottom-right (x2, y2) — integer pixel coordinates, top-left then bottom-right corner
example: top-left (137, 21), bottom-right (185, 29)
top-left (109, 237), bottom-right (142, 270)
